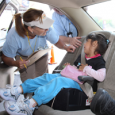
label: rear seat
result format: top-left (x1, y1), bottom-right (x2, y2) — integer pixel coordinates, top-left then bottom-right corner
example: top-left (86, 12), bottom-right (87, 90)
top-left (0, 51), bottom-right (16, 115)
top-left (0, 30), bottom-right (115, 115)
top-left (0, 50), bottom-right (16, 88)
top-left (33, 30), bottom-right (115, 115)
top-left (98, 32), bottom-right (115, 100)
top-left (0, 64), bottom-right (16, 89)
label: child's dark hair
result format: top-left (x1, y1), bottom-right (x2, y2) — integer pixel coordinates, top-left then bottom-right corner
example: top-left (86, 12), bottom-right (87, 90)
top-left (86, 33), bottom-right (110, 55)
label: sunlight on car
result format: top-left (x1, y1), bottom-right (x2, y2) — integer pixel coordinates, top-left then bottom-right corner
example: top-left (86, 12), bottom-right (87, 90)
top-left (0, 0), bottom-right (3, 4)
top-left (0, 4), bottom-right (16, 47)
top-left (85, 0), bottom-right (115, 31)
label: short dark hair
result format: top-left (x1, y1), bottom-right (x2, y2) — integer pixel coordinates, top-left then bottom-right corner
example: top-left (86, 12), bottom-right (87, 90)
top-left (86, 33), bottom-right (110, 55)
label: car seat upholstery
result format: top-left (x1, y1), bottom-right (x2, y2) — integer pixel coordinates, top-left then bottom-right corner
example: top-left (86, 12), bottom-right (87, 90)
top-left (97, 32), bottom-right (115, 100)
top-left (0, 52), bottom-right (16, 115)
top-left (33, 30), bottom-right (115, 115)
top-left (0, 52), bottom-right (16, 90)
top-left (0, 51), bottom-right (16, 89)
top-left (1, 31), bottom-right (115, 115)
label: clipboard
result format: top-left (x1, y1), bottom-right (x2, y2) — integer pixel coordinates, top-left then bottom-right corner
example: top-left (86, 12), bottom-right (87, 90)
top-left (15, 48), bottom-right (51, 72)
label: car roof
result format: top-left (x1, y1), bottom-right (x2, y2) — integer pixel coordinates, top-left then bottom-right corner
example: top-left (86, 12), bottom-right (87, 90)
top-left (29, 0), bottom-right (109, 8)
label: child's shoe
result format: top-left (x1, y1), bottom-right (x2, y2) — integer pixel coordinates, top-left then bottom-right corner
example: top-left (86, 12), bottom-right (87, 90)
top-left (0, 85), bottom-right (20, 101)
top-left (4, 96), bottom-right (35, 115)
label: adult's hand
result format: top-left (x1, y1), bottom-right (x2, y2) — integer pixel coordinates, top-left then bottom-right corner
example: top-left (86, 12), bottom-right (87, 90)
top-left (64, 45), bottom-right (76, 53)
top-left (70, 37), bottom-right (82, 48)
top-left (1, 54), bottom-right (29, 69)
top-left (16, 59), bottom-right (29, 69)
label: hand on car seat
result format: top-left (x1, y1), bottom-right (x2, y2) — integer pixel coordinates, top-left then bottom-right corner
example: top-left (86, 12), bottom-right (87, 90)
top-left (64, 45), bottom-right (76, 52)
top-left (70, 37), bottom-right (82, 48)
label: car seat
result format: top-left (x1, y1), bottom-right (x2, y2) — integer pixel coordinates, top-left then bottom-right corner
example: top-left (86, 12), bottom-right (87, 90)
top-left (0, 51), bottom-right (16, 115)
top-left (33, 30), bottom-right (115, 115)
top-left (0, 51), bottom-right (16, 93)
top-left (0, 31), bottom-right (115, 115)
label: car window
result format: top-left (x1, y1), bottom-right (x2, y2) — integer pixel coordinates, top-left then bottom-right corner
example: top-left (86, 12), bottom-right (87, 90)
top-left (0, 4), bottom-right (16, 47)
top-left (17, 1), bottom-right (52, 18)
top-left (83, 0), bottom-right (115, 31)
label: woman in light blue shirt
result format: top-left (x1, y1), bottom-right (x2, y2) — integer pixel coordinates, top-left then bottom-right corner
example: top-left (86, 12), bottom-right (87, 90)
top-left (2, 8), bottom-right (78, 82)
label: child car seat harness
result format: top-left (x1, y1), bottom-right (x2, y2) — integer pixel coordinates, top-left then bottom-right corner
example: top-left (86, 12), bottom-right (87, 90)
top-left (49, 32), bottom-right (115, 110)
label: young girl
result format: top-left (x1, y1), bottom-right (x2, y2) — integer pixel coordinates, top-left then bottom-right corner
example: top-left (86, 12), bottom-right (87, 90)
top-left (0, 33), bottom-right (109, 115)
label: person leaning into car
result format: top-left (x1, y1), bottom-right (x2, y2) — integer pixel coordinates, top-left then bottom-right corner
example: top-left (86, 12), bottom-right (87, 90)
top-left (1, 8), bottom-right (81, 82)
top-left (52, 8), bottom-right (80, 47)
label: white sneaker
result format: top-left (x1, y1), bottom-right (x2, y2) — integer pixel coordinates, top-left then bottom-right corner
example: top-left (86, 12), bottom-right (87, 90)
top-left (4, 96), bottom-right (35, 115)
top-left (0, 85), bottom-right (20, 101)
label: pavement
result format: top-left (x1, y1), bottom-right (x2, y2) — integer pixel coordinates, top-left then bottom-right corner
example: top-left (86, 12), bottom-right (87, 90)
top-left (48, 45), bottom-right (67, 73)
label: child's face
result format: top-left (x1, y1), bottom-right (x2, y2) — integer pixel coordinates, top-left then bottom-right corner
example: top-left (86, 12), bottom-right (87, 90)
top-left (84, 39), bottom-right (97, 55)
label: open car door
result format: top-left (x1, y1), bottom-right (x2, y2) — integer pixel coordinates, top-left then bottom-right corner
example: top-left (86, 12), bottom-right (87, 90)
top-left (0, 0), bottom-right (19, 113)
top-left (0, 0), bottom-right (19, 100)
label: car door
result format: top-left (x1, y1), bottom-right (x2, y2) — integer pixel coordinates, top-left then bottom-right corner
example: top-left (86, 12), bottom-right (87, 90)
top-left (0, 0), bottom-right (19, 89)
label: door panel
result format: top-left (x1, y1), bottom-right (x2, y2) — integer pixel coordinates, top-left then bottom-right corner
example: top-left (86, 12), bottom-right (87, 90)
top-left (0, 0), bottom-right (19, 90)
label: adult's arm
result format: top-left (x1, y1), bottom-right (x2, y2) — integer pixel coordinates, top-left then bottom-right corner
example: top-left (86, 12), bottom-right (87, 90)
top-left (2, 54), bottom-right (28, 69)
top-left (54, 37), bottom-right (76, 53)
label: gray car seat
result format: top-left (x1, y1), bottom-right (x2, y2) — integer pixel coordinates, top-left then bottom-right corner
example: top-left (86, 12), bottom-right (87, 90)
top-left (0, 51), bottom-right (16, 114)
top-left (0, 30), bottom-right (115, 115)
top-left (0, 52), bottom-right (16, 89)
top-left (33, 30), bottom-right (115, 115)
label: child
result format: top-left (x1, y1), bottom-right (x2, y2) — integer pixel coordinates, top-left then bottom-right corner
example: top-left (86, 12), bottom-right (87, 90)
top-left (0, 33), bottom-right (109, 115)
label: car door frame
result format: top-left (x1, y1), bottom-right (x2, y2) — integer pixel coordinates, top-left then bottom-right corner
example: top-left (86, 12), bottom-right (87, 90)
top-left (0, 0), bottom-right (19, 89)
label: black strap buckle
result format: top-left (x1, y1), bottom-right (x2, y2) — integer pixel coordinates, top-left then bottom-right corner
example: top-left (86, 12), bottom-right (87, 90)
top-left (67, 32), bottom-right (73, 37)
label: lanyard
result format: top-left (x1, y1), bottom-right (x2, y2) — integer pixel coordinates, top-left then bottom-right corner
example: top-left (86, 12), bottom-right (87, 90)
top-left (26, 31), bottom-right (38, 53)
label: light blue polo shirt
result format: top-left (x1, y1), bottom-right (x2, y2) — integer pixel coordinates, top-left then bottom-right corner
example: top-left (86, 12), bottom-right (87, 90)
top-left (2, 27), bottom-right (59, 58)
top-left (52, 12), bottom-right (78, 37)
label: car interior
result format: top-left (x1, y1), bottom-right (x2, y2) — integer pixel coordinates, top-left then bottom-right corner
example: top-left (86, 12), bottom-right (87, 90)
top-left (0, 0), bottom-right (115, 115)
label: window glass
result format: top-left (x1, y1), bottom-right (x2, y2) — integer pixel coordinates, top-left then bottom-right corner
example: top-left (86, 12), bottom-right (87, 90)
top-left (0, 4), bottom-right (16, 47)
top-left (17, 0), bottom-right (53, 18)
top-left (84, 0), bottom-right (115, 31)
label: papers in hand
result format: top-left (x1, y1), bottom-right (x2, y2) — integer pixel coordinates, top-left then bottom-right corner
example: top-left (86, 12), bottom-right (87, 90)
top-left (15, 48), bottom-right (51, 72)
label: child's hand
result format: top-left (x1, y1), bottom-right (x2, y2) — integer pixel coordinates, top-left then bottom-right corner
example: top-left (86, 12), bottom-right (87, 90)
top-left (64, 62), bottom-right (70, 66)
top-left (63, 62), bottom-right (70, 68)
top-left (79, 64), bottom-right (88, 71)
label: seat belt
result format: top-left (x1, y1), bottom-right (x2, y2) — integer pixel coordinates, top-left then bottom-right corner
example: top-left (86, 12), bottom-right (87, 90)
top-left (81, 36), bottom-right (86, 65)
top-left (79, 36), bottom-right (94, 100)
top-left (104, 32), bottom-right (115, 61)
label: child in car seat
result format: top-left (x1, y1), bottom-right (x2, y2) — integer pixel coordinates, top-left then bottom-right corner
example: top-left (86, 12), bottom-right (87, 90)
top-left (0, 33), bottom-right (109, 115)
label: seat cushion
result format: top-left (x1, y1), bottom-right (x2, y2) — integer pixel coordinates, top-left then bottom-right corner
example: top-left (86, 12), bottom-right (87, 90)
top-left (33, 105), bottom-right (94, 115)
top-left (0, 111), bottom-right (8, 115)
